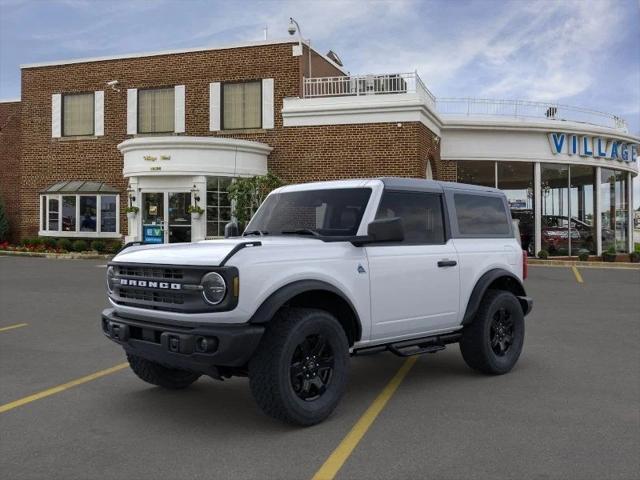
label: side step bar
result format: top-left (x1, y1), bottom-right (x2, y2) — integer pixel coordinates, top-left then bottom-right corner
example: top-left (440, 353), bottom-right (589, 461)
top-left (353, 332), bottom-right (462, 358)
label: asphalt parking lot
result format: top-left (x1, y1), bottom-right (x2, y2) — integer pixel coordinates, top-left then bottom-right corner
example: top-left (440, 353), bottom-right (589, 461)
top-left (0, 257), bottom-right (638, 480)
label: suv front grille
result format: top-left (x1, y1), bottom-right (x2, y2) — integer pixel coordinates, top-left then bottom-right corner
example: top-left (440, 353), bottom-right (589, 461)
top-left (109, 262), bottom-right (238, 314)
top-left (116, 266), bottom-right (183, 280)
top-left (118, 287), bottom-right (185, 305)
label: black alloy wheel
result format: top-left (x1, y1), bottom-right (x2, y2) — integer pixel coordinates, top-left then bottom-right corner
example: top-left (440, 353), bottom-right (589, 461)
top-left (490, 308), bottom-right (514, 356)
top-left (290, 334), bottom-right (335, 401)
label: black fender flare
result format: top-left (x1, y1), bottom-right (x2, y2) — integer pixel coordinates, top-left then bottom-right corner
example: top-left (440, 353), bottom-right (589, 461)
top-left (462, 269), bottom-right (529, 325)
top-left (248, 279), bottom-right (362, 342)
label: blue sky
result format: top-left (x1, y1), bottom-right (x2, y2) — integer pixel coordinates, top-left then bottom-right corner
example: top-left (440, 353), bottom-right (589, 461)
top-left (1, 0), bottom-right (639, 202)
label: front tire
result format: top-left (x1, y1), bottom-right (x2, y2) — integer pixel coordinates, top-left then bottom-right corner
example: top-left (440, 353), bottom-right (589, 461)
top-left (459, 290), bottom-right (525, 375)
top-left (249, 308), bottom-right (350, 426)
top-left (127, 354), bottom-right (201, 389)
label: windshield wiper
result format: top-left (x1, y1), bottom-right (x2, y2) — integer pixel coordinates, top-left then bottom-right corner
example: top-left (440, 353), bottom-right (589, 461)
top-left (243, 230), bottom-right (269, 236)
top-left (281, 229), bottom-right (320, 237)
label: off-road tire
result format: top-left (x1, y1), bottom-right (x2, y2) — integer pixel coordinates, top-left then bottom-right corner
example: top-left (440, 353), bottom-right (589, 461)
top-left (127, 354), bottom-right (201, 389)
top-left (459, 289), bottom-right (525, 375)
top-left (248, 307), bottom-right (350, 426)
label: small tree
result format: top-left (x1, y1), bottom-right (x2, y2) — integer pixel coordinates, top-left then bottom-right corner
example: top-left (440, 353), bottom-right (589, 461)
top-left (227, 173), bottom-right (284, 227)
top-left (0, 196), bottom-right (9, 242)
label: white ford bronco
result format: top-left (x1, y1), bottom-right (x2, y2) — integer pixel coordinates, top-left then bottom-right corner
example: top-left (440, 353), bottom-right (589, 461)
top-left (102, 178), bottom-right (532, 425)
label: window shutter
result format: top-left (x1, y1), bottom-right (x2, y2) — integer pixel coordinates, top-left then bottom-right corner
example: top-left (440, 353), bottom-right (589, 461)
top-left (262, 78), bottom-right (274, 129)
top-left (127, 88), bottom-right (137, 135)
top-left (51, 94), bottom-right (62, 138)
top-left (174, 85), bottom-right (185, 133)
top-left (94, 91), bottom-right (104, 136)
top-left (209, 82), bottom-right (221, 131)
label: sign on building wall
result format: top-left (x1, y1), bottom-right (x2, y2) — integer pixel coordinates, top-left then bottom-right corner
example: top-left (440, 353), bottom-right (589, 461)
top-left (548, 132), bottom-right (638, 164)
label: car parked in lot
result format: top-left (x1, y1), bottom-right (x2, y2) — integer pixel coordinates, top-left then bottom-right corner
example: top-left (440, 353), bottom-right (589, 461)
top-left (102, 178), bottom-right (532, 425)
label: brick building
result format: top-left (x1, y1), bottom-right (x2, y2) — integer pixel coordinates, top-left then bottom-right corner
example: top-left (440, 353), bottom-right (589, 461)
top-left (0, 38), bottom-right (637, 254)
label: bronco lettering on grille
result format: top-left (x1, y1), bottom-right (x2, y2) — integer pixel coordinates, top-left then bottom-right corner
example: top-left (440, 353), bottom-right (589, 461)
top-left (119, 279), bottom-right (181, 290)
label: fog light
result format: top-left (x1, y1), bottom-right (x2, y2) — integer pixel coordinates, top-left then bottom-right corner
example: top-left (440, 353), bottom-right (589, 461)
top-left (195, 336), bottom-right (218, 353)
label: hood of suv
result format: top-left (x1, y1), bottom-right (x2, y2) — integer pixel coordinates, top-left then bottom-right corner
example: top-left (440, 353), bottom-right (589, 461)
top-left (112, 237), bottom-right (324, 266)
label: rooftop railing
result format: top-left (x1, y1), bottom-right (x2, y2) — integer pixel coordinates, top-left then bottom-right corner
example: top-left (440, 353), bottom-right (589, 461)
top-left (303, 72), bottom-right (436, 109)
top-left (302, 73), bottom-right (628, 132)
top-left (435, 98), bottom-right (628, 132)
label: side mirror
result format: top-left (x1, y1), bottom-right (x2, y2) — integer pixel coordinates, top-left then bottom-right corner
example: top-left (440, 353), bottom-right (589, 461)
top-left (352, 217), bottom-right (404, 246)
top-left (224, 222), bottom-right (239, 238)
top-left (368, 217), bottom-right (404, 243)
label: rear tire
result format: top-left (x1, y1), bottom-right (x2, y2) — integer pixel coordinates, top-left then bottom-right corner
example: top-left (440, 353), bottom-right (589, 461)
top-left (127, 354), bottom-right (201, 389)
top-left (459, 290), bottom-right (525, 375)
top-left (249, 307), bottom-right (350, 426)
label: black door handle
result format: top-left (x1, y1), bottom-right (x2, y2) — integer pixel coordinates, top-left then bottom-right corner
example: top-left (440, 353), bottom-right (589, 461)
top-left (437, 260), bottom-right (457, 267)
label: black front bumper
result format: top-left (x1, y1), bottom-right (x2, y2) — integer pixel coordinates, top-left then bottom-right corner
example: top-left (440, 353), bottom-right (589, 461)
top-left (101, 308), bottom-right (264, 374)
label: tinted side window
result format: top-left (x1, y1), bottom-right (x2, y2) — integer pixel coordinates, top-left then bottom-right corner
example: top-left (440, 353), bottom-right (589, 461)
top-left (454, 193), bottom-right (510, 235)
top-left (375, 191), bottom-right (445, 244)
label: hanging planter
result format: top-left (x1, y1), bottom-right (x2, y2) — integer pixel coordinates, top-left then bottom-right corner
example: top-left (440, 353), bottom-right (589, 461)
top-left (187, 205), bottom-right (204, 219)
top-left (126, 206), bottom-right (139, 221)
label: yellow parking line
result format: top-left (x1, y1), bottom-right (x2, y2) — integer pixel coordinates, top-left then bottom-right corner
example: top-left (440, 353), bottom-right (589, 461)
top-left (0, 363), bottom-right (128, 414)
top-left (0, 323), bottom-right (28, 333)
top-left (311, 356), bottom-right (418, 480)
top-left (571, 266), bottom-right (584, 283)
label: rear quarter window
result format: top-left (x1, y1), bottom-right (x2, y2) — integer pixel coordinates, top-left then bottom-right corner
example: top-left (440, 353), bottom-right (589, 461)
top-left (454, 193), bottom-right (511, 236)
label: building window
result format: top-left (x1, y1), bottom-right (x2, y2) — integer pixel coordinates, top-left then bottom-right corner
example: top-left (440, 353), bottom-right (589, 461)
top-left (601, 169), bottom-right (629, 253)
top-left (138, 87), bottom-right (175, 133)
top-left (62, 92), bottom-right (94, 136)
top-left (62, 196), bottom-right (76, 232)
top-left (541, 164), bottom-right (569, 255)
top-left (40, 193), bottom-right (119, 237)
top-left (206, 177), bottom-right (233, 237)
top-left (222, 81), bottom-right (261, 129)
top-left (569, 165), bottom-right (596, 255)
top-left (101, 195), bottom-right (117, 233)
top-left (498, 162), bottom-right (535, 254)
top-left (457, 160), bottom-right (496, 187)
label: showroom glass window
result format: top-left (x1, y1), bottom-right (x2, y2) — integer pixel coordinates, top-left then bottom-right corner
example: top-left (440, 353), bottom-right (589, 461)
top-left (456, 160), bottom-right (496, 187)
top-left (62, 92), bottom-right (94, 136)
top-left (222, 81), bottom-right (261, 130)
top-left (206, 177), bottom-right (233, 237)
top-left (569, 165), bottom-right (596, 254)
top-left (498, 162), bottom-right (534, 254)
top-left (40, 194), bottom-right (119, 236)
top-left (541, 164), bottom-right (569, 255)
top-left (138, 87), bottom-right (175, 133)
top-left (601, 169), bottom-right (629, 253)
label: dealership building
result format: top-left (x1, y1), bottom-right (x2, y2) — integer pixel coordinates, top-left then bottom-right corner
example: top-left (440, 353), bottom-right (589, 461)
top-left (0, 38), bottom-right (637, 255)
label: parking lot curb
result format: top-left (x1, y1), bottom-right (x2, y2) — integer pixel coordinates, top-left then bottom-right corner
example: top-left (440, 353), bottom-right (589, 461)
top-left (529, 259), bottom-right (640, 270)
top-left (0, 250), bottom-right (113, 260)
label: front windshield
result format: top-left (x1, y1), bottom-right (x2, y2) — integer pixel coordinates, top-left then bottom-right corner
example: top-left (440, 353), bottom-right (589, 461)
top-left (245, 188), bottom-right (372, 237)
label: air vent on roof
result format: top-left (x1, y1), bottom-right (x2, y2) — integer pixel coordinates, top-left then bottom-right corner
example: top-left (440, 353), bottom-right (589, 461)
top-left (326, 50), bottom-right (343, 67)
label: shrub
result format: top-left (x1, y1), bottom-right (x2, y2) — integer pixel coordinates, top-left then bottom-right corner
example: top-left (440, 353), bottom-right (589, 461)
top-left (72, 239), bottom-right (88, 252)
top-left (537, 249), bottom-right (549, 259)
top-left (0, 196), bottom-right (9, 242)
top-left (20, 237), bottom-right (34, 247)
top-left (630, 252), bottom-right (640, 263)
top-left (91, 240), bottom-right (106, 252)
top-left (41, 237), bottom-right (58, 249)
top-left (57, 238), bottom-right (73, 251)
top-left (106, 241), bottom-right (122, 254)
top-left (577, 251), bottom-right (589, 262)
top-left (602, 245), bottom-right (617, 262)
top-left (29, 237), bottom-right (44, 246)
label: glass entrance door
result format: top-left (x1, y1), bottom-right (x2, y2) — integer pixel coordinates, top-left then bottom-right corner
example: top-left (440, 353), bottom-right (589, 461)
top-left (142, 192), bottom-right (165, 244)
top-left (168, 192), bottom-right (191, 243)
top-left (141, 192), bottom-right (192, 243)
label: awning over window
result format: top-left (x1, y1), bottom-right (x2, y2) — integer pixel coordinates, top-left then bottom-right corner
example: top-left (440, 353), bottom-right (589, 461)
top-left (41, 181), bottom-right (119, 194)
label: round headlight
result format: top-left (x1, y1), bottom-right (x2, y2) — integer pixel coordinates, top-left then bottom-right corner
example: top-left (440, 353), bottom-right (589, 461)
top-left (106, 266), bottom-right (115, 294)
top-left (201, 272), bottom-right (226, 305)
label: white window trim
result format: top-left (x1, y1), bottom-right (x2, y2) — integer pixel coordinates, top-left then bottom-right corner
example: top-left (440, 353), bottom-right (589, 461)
top-left (209, 82), bottom-right (221, 131)
top-left (52, 93), bottom-right (62, 138)
top-left (127, 88), bottom-right (137, 135)
top-left (174, 85), bottom-right (185, 133)
top-left (262, 78), bottom-right (274, 129)
top-left (94, 90), bottom-right (104, 136)
top-left (38, 193), bottom-right (121, 238)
